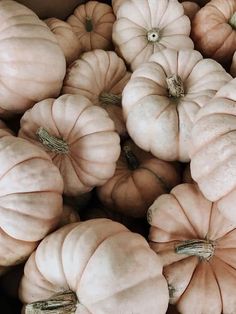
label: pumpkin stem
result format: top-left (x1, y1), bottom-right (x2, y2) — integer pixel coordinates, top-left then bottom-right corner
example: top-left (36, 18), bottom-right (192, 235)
top-left (147, 28), bottom-right (160, 42)
top-left (25, 290), bottom-right (77, 313)
top-left (85, 17), bottom-right (93, 32)
top-left (37, 127), bottom-right (69, 154)
top-left (166, 74), bottom-right (184, 99)
top-left (99, 92), bottom-right (122, 106)
top-left (123, 145), bottom-right (139, 170)
top-left (175, 239), bottom-right (215, 260)
top-left (229, 12), bottom-right (236, 29)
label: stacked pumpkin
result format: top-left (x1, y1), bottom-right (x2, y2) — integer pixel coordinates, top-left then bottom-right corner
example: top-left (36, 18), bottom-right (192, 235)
top-left (0, 0), bottom-right (235, 313)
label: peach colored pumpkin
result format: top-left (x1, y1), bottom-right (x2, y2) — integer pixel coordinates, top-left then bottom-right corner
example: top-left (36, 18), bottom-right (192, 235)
top-left (148, 183), bottom-right (236, 314)
top-left (18, 94), bottom-right (121, 196)
top-left (44, 17), bottom-right (82, 65)
top-left (231, 51), bottom-right (236, 77)
top-left (112, 0), bottom-right (193, 71)
top-left (62, 49), bottom-right (130, 137)
top-left (190, 78), bottom-right (236, 224)
top-left (97, 139), bottom-right (181, 218)
top-left (0, 134), bottom-right (63, 270)
top-left (182, 1), bottom-right (200, 20)
top-left (191, 0), bottom-right (236, 65)
top-left (122, 48), bottom-right (231, 162)
top-left (0, 0), bottom-right (66, 117)
top-left (67, 1), bottom-right (115, 52)
top-left (19, 219), bottom-right (169, 314)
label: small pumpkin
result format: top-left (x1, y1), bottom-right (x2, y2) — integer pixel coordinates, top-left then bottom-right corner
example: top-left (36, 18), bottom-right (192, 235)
top-left (190, 78), bottom-right (236, 223)
top-left (0, 0), bottom-right (66, 117)
top-left (62, 49), bottom-right (130, 137)
top-left (44, 17), bottom-right (82, 65)
top-left (18, 94), bottom-right (121, 196)
top-left (112, 0), bottom-right (193, 71)
top-left (191, 0), bottom-right (236, 65)
top-left (182, 1), bottom-right (200, 20)
top-left (19, 219), bottom-right (169, 314)
top-left (122, 48), bottom-right (231, 162)
top-left (97, 139), bottom-right (181, 218)
top-left (67, 1), bottom-right (115, 52)
top-left (148, 183), bottom-right (236, 314)
top-left (231, 51), bottom-right (236, 77)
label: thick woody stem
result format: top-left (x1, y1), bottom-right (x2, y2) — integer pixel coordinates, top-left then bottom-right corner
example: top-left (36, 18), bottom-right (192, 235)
top-left (123, 145), bottom-right (139, 170)
top-left (25, 290), bottom-right (77, 314)
top-left (99, 92), bottom-right (122, 106)
top-left (85, 18), bottom-right (93, 32)
top-left (37, 127), bottom-right (69, 154)
top-left (147, 28), bottom-right (160, 42)
top-left (166, 74), bottom-right (184, 98)
top-left (175, 239), bottom-right (215, 260)
top-left (229, 12), bottom-right (236, 29)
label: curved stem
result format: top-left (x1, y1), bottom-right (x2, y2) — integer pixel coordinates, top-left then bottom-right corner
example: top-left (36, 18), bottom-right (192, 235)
top-left (123, 145), bottom-right (139, 170)
top-left (229, 12), bottom-right (236, 29)
top-left (37, 127), bottom-right (69, 154)
top-left (99, 92), bottom-right (122, 106)
top-left (85, 18), bottom-right (93, 32)
top-left (166, 74), bottom-right (184, 99)
top-left (175, 239), bottom-right (215, 260)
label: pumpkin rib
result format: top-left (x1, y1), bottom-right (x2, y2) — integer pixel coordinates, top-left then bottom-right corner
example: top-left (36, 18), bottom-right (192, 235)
top-left (208, 259), bottom-right (223, 311)
top-left (69, 129), bottom-right (116, 147)
top-left (139, 166), bottom-right (170, 192)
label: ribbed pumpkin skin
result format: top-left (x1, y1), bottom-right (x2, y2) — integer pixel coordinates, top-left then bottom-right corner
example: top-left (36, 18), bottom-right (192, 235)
top-left (182, 1), bottom-right (200, 20)
top-left (62, 49), bottom-right (130, 137)
top-left (148, 183), bottom-right (236, 314)
top-left (67, 1), bottom-right (115, 52)
top-left (190, 78), bottom-right (236, 223)
top-left (0, 134), bottom-right (63, 269)
top-left (0, 0), bottom-right (66, 117)
top-left (19, 219), bottom-right (169, 314)
top-left (18, 94), bottom-right (121, 196)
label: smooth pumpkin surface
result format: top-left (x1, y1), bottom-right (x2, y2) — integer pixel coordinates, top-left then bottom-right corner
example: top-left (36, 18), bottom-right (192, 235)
top-left (122, 48), bottom-right (231, 162)
top-left (191, 0), bottom-right (236, 65)
top-left (19, 219), bottom-right (169, 314)
top-left (18, 94), bottom-right (121, 196)
top-left (62, 49), bottom-right (130, 137)
top-left (190, 78), bottom-right (236, 223)
top-left (97, 139), bottom-right (181, 217)
top-left (148, 183), bottom-right (236, 314)
top-left (0, 0), bottom-right (66, 117)
top-left (44, 17), bottom-right (82, 65)
top-left (112, 0), bottom-right (193, 71)
top-left (67, 1), bottom-right (115, 52)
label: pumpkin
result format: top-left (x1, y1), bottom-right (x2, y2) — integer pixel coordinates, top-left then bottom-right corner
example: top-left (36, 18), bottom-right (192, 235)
top-left (112, 0), bottom-right (193, 71)
top-left (0, 0), bottom-right (66, 117)
top-left (231, 51), bottom-right (236, 77)
top-left (97, 139), bottom-right (181, 218)
top-left (111, 0), bottom-right (125, 15)
top-left (19, 219), bottom-right (169, 314)
top-left (0, 132), bottom-right (63, 270)
top-left (18, 94), bottom-right (121, 196)
top-left (44, 17), bottom-right (82, 65)
top-left (62, 49), bottom-right (130, 137)
top-left (148, 183), bottom-right (236, 314)
top-left (179, 0), bottom-right (210, 6)
top-left (190, 78), bottom-right (236, 224)
top-left (67, 1), bottom-right (115, 52)
top-left (122, 48), bottom-right (231, 162)
top-left (182, 1), bottom-right (200, 20)
top-left (191, 0), bottom-right (236, 66)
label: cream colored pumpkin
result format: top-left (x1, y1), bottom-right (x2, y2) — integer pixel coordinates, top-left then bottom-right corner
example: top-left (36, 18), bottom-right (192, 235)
top-left (18, 94), bottom-right (121, 196)
top-left (122, 48), bottom-right (231, 162)
top-left (62, 49), bottom-right (130, 137)
top-left (112, 0), bottom-right (125, 15)
top-left (112, 0), bottom-right (193, 71)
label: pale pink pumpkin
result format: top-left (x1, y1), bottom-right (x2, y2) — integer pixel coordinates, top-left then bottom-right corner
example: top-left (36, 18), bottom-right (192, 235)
top-left (231, 51), bottom-right (236, 77)
top-left (67, 1), bottom-right (115, 52)
top-left (62, 49), bottom-right (130, 137)
top-left (122, 48), bottom-right (232, 162)
top-left (0, 0), bottom-right (66, 117)
top-left (112, 0), bottom-right (193, 71)
top-left (190, 78), bottom-right (236, 223)
top-left (148, 183), bottom-right (236, 314)
top-left (18, 94), bottom-right (121, 196)
top-left (19, 219), bottom-right (169, 314)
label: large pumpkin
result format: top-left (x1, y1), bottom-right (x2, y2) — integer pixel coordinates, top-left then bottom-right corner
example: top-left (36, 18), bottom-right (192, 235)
top-left (190, 78), bottom-right (236, 223)
top-left (97, 139), bottom-right (181, 217)
top-left (148, 183), bottom-right (236, 314)
top-left (191, 0), bottom-right (236, 65)
top-left (18, 94), bottom-right (121, 196)
top-left (0, 131), bottom-right (63, 270)
top-left (112, 0), bottom-right (193, 71)
top-left (67, 1), bottom-right (115, 52)
top-left (19, 219), bottom-right (169, 314)
top-left (0, 0), bottom-right (66, 117)
top-left (62, 49), bottom-right (130, 137)
top-left (122, 48), bottom-right (231, 162)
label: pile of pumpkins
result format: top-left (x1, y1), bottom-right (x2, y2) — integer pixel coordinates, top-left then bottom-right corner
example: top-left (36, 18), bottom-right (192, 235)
top-left (0, 0), bottom-right (235, 313)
